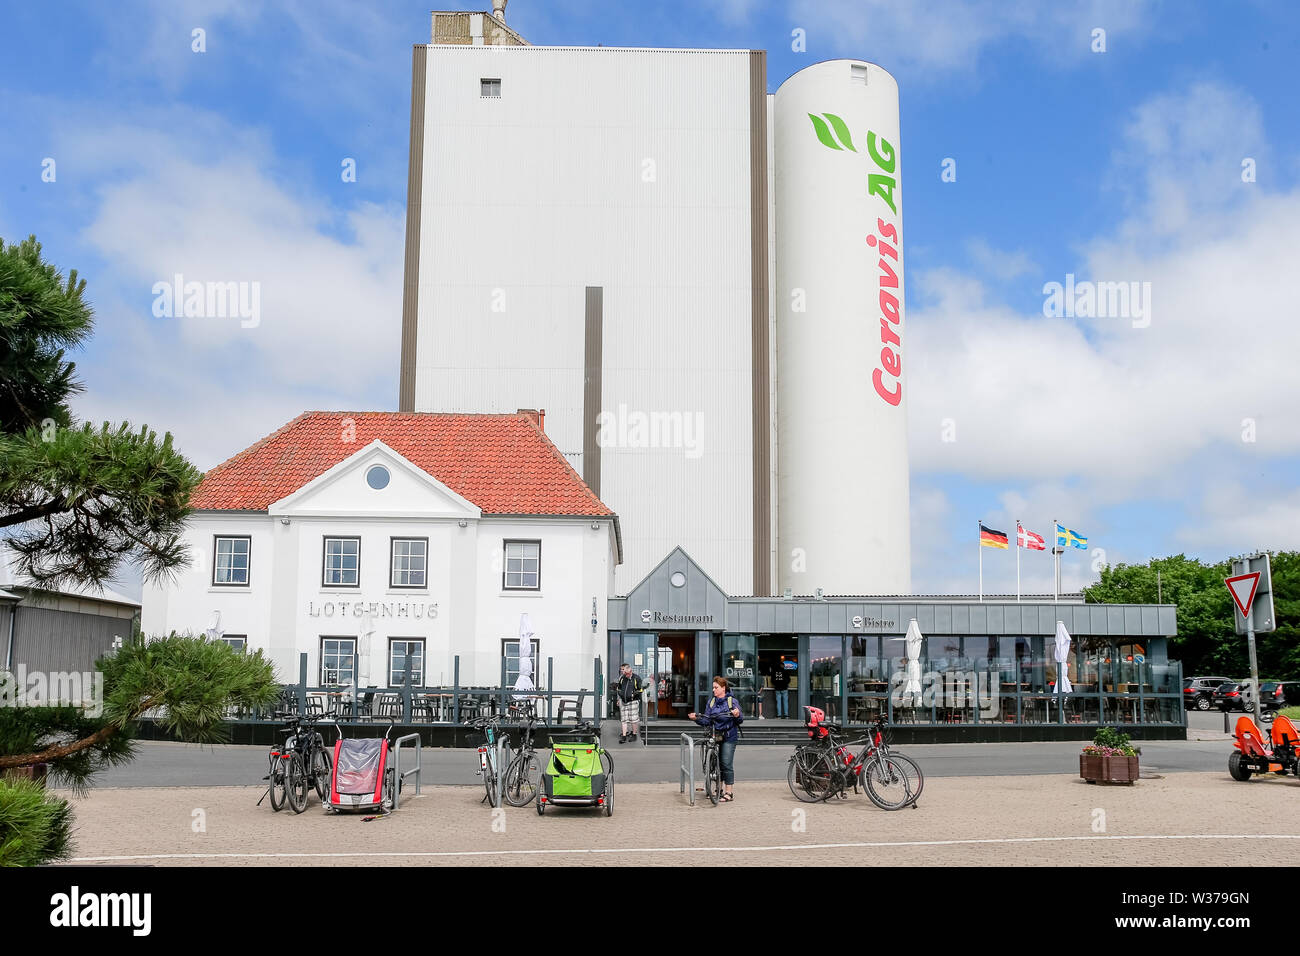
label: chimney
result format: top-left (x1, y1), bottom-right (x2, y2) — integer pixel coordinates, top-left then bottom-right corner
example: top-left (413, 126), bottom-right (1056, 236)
top-left (492, 0), bottom-right (507, 23)
top-left (517, 408), bottom-right (545, 432)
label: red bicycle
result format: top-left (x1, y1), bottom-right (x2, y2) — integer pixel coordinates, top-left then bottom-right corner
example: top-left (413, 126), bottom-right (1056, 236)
top-left (788, 712), bottom-right (923, 810)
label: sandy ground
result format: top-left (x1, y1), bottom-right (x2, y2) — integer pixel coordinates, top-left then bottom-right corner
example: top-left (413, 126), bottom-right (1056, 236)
top-left (59, 771), bottom-right (1300, 867)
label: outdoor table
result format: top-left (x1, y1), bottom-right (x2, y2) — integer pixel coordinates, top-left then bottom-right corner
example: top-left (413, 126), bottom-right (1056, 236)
top-left (318, 690), bottom-right (351, 717)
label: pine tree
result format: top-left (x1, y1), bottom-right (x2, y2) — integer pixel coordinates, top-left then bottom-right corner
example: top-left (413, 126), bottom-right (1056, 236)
top-left (0, 234), bottom-right (202, 589)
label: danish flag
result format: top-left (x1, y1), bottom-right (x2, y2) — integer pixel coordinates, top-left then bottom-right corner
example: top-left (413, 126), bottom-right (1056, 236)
top-left (1017, 523), bottom-right (1046, 551)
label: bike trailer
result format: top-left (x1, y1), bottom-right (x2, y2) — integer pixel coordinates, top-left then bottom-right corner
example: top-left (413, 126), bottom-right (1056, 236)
top-left (329, 737), bottom-right (392, 811)
top-left (804, 705), bottom-right (831, 739)
top-left (537, 729), bottom-right (612, 815)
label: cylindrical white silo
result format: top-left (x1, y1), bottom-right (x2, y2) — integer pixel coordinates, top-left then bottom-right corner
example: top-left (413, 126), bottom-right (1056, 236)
top-left (774, 59), bottom-right (910, 596)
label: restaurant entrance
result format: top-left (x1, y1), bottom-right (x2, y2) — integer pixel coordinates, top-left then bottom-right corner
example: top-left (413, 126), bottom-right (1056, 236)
top-left (655, 631), bottom-right (695, 719)
top-left (755, 636), bottom-right (799, 719)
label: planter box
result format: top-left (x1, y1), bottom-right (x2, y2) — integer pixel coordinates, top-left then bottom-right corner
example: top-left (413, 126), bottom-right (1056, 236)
top-left (1080, 753), bottom-right (1138, 785)
top-left (1, 763), bottom-right (49, 788)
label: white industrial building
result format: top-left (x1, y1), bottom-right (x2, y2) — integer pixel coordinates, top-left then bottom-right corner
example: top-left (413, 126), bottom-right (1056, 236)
top-left (399, 5), bottom-right (910, 598)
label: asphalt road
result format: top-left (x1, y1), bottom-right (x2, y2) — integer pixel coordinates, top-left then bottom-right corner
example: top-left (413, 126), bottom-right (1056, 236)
top-left (82, 709), bottom-right (1238, 789)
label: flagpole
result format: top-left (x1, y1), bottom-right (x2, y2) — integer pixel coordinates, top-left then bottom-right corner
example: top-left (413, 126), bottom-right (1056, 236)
top-left (1053, 518), bottom-right (1060, 603)
top-left (1016, 520), bottom-right (1021, 603)
top-left (978, 519), bottom-right (983, 602)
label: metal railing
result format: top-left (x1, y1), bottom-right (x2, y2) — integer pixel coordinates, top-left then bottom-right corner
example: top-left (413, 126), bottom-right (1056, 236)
top-left (679, 732), bottom-right (697, 806)
top-left (393, 733), bottom-right (422, 810)
top-left (243, 653), bottom-right (605, 727)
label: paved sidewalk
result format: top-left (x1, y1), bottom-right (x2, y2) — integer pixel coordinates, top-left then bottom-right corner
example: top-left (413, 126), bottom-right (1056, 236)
top-left (62, 771), bottom-right (1300, 867)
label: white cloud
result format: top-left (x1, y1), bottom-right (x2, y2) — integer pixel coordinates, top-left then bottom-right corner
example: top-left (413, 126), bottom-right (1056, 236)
top-left (906, 80), bottom-right (1300, 587)
top-left (909, 84), bottom-right (1300, 498)
top-left (965, 238), bottom-right (1037, 281)
top-left (49, 111), bottom-right (403, 470)
top-left (789, 0), bottom-right (1158, 75)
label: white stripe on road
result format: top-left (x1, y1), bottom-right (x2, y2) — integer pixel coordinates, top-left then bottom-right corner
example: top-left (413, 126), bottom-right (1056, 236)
top-left (70, 834), bottom-right (1300, 862)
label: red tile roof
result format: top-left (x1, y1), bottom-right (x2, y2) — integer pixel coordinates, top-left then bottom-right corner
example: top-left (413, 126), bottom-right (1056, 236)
top-left (191, 412), bottom-right (613, 517)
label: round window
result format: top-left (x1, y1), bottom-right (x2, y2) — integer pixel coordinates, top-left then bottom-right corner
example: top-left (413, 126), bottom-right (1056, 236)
top-left (670, 571), bottom-right (687, 588)
top-left (365, 465), bottom-right (390, 490)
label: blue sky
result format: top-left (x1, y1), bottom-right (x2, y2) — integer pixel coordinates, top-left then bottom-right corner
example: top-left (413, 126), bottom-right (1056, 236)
top-left (2, 0), bottom-right (1298, 597)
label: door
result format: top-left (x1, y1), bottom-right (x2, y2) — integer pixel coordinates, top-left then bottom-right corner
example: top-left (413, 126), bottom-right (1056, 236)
top-left (720, 634), bottom-right (758, 717)
top-left (623, 632), bottom-right (658, 722)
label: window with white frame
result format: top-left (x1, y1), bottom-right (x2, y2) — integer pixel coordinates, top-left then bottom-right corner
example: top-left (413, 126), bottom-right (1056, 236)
top-left (390, 538), bottom-right (427, 589)
top-left (502, 638), bottom-right (541, 688)
top-left (213, 536), bottom-right (250, 586)
top-left (321, 638), bottom-right (356, 685)
top-left (218, 635), bottom-right (247, 652)
top-left (503, 540), bottom-right (540, 590)
top-left (323, 537), bottom-right (360, 587)
top-left (480, 77), bottom-right (501, 98)
top-left (389, 639), bottom-right (425, 687)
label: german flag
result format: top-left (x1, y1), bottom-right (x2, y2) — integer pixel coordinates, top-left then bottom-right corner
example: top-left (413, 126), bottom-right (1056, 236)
top-left (979, 523), bottom-right (1009, 549)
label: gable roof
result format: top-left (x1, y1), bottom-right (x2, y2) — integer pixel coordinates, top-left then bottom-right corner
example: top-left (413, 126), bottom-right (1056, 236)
top-left (191, 412), bottom-right (613, 518)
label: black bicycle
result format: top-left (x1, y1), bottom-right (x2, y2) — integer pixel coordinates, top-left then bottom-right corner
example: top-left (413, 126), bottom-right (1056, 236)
top-left (468, 713), bottom-right (509, 808)
top-left (261, 712), bottom-right (337, 814)
top-left (694, 718), bottom-right (725, 806)
top-left (503, 699), bottom-right (544, 806)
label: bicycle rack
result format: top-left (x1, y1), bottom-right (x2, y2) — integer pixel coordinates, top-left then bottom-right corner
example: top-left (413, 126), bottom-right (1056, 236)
top-left (493, 735), bottom-right (513, 808)
top-left (679, 733), bottom-right (696, 806)
top-left (393, 733), bottom-right (422, 810)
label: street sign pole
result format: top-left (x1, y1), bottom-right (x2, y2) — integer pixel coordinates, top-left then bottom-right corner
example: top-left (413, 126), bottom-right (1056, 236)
top-left (1226, 555), bottom-right (1273, 727)
top-left (1246, 613), bottom-right (1262, 729)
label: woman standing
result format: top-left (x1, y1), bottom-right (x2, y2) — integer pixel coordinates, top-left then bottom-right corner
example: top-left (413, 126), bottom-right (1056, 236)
top-left (688, 676), bottom-right (744, 802)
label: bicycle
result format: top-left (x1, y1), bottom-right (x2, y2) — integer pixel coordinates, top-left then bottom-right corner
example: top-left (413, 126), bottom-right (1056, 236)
top-left (788, 715), bottom-right (923, 810)
top-left (503, 699), bottom-right (544, 807)
top-left (260, 712), bottom-right (338, 813)
top-left (693, 721), bottom-right (725, 806)
top-left (468, 713), bottom-right (508, 808)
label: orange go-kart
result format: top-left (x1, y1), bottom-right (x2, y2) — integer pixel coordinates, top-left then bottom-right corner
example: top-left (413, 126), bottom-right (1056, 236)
top-left (1229, 713), bottom-right (1300, 781)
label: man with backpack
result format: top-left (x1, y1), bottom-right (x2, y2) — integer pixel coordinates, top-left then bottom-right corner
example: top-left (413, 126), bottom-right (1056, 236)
top-left (614, 663), bottom-right (646, 744)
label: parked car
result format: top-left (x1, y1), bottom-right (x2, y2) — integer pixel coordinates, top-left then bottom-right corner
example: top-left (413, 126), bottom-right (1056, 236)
top-left (1260, 682), bottom-right (1300, 712)
top-left (1213, 682), bottom-right (1249, 712)
top-left (1184, 676), bottom-right (1232, 711)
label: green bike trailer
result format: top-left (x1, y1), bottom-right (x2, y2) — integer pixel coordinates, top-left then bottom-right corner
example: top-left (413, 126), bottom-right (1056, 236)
top-left (537, 724), bottom-right (613, 816)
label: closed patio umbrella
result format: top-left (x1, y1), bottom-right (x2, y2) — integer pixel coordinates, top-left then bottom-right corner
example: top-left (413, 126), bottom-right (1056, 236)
top-left (903, 618), bottom-right (923, 706)
top-left (357, 607), bottom-right (375, 683)
top-left (513, 613), bottom-right (535, 699)
top-left (204, 610), bottom-right (223, 643)
top-left (1054, 621), bottom-right (1073, 694)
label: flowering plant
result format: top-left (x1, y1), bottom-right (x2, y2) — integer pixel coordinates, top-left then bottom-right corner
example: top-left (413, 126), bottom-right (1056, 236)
top-left (1081, 744), bottom-right (1138, 757)
top-left (1084, 726), bottom-right (1140, 757)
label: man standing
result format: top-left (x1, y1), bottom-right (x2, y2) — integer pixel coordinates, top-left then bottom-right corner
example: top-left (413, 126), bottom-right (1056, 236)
top-left (771, 659), bottom-right (791, 718)
top-left (614, 663), bottom-right (646, 744)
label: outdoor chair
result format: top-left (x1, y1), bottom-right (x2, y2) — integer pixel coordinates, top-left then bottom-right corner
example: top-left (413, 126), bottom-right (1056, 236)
top-left (555, 697), bottom-right (583, 724)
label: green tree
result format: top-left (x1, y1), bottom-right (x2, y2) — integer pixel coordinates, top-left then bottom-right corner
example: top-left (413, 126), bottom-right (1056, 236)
top-left (1085, 552), bottom-right (1299, 678)
top-left (0, 634), bottom-right (279, 784)
top-left (0, 235), bottom-right (202, 589)
top-left (0, 777), bottom-right (72, 867)
top-left (0, 234), bottom-right (89, 432)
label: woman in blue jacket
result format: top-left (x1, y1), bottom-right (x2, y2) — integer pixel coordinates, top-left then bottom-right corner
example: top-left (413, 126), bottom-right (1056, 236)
top-left (688, 676), bottom-right (744, 802)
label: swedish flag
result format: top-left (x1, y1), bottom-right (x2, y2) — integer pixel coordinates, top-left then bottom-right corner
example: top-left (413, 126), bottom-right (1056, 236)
top-left (1056, 524), bottom-right (1088, 549)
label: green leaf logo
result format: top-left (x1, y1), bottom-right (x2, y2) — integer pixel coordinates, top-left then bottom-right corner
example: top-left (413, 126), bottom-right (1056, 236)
top-left (808, 112), bottom-right (856, 152)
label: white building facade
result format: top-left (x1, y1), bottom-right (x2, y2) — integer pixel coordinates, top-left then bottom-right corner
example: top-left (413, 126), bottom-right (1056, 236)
top-left (142, 412), bottom-right (619, 692)
top-left (399, 9), bottom-right (910, 598)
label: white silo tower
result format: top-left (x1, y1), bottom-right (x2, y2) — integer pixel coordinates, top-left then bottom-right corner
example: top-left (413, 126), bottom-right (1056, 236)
top-left (774, 59), bottom-right (911, 595)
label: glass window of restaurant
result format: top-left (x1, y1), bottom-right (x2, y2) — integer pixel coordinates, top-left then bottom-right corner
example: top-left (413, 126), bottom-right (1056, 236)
top-left (720, 634), bottom-right (758, 717)
top-left (847, 635), bottom-right (886, 723)
top-left (808, 636), bottom-right (842, 721)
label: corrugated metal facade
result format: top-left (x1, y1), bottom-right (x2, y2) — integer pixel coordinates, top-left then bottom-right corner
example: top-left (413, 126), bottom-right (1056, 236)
top-left (409, 46), bottom-right (759, 596)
